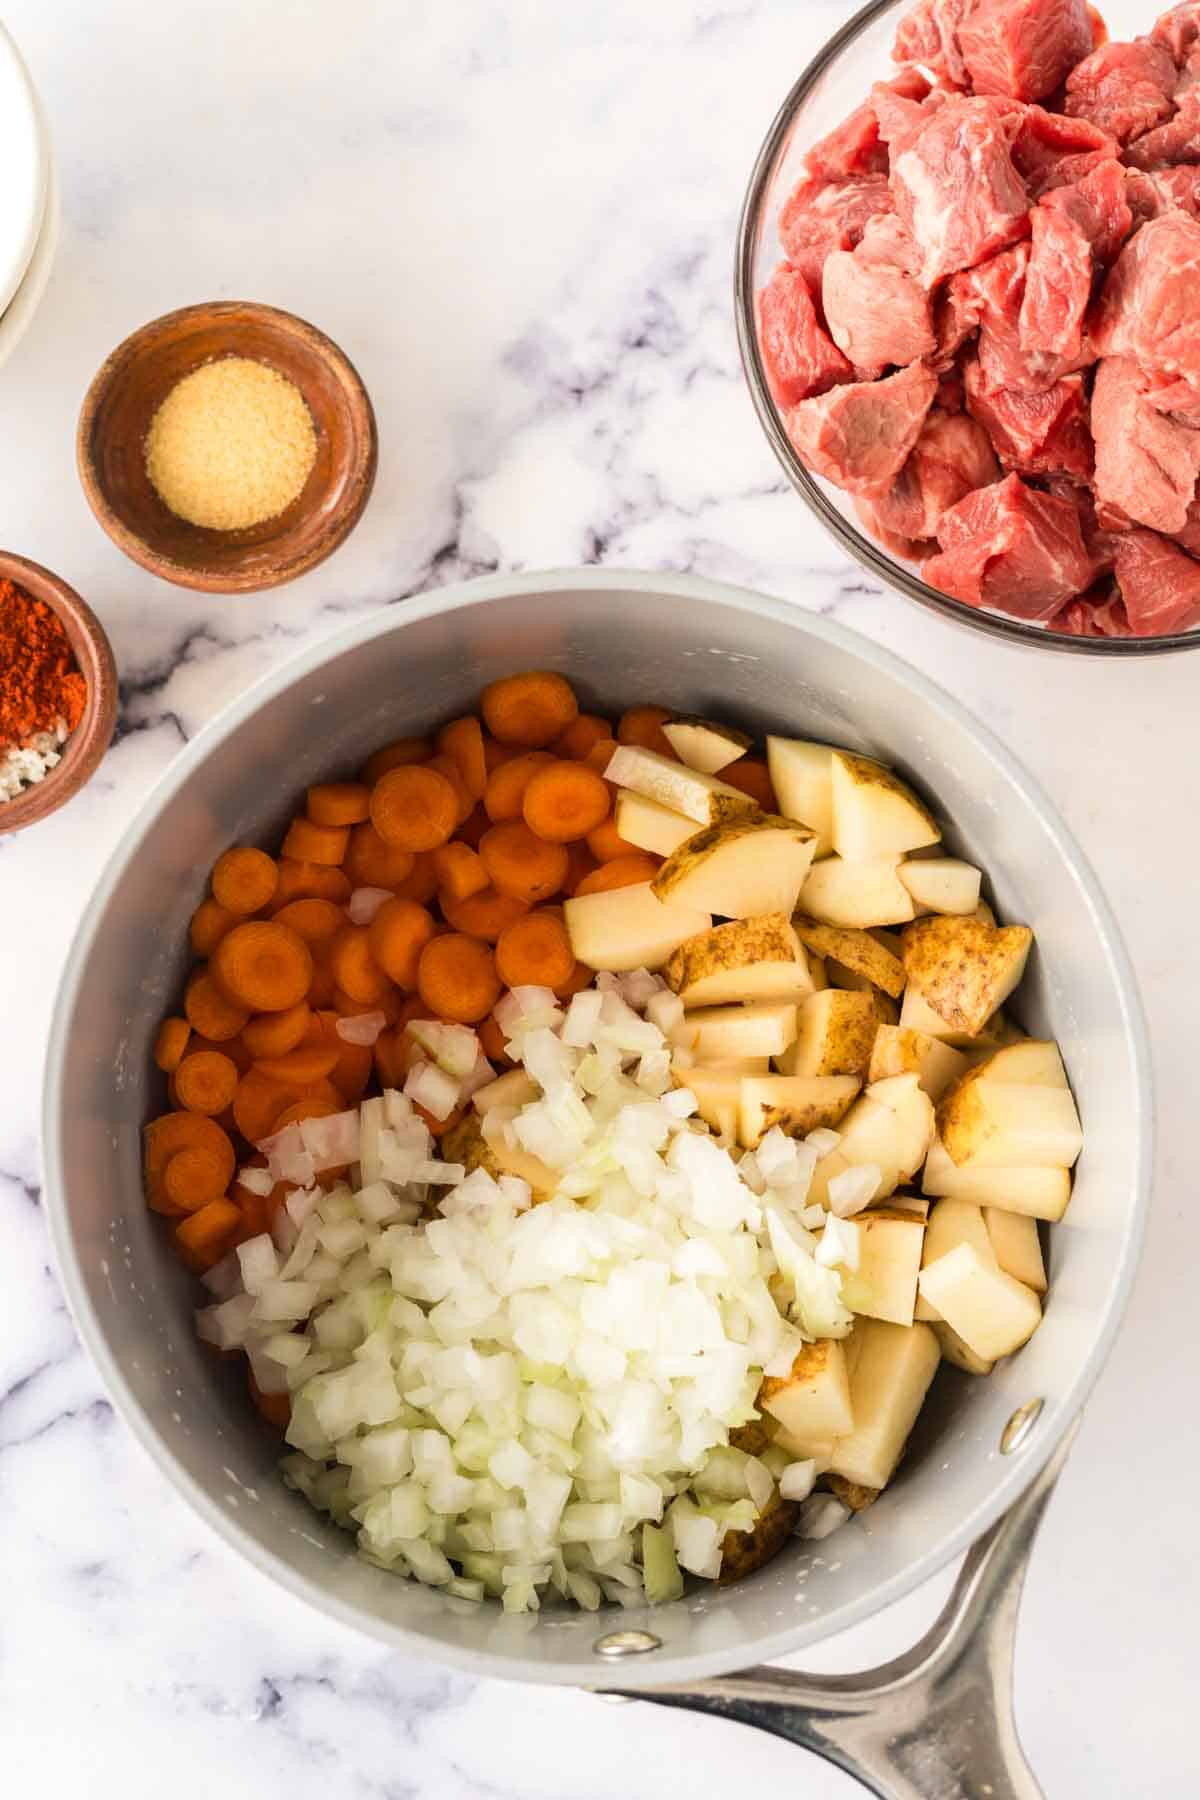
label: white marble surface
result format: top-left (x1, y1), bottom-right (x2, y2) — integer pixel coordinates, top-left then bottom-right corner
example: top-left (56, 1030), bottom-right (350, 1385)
top-left (1, 1), bottom-right (1197, 1794)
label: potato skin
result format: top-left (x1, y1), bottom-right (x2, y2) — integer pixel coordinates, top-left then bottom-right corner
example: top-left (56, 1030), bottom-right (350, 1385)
top-left (794, 918), bottom-right (905, 997)
top-left (825, 1474), bottom-right (879, 1512)
top-left (901, 916), bottom-right (1032, 1037)
top-left (718, 1489), bottom-right (799, 1584)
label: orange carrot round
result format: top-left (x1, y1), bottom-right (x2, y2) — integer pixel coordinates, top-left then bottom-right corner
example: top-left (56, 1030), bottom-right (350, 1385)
top-left (483, 751), bottom-right (554, 823)
top-left (555, 960), bottom-right (594, 999)
top-left (190, 1031), bottom-right (252, 1075)
top-left (482, 670), bottom-right (578, 747)
top-left (211, 846), bottom-right (279, 915)
top-left (586, 815), bottom-right (638, 862)
top-left (307, 945), bottom-right (337, 1009)
top-left (424, 753), bottom-right (475, 825)
top-left (174, 1049), bottom-right (240, 1116)
top-left (437, 716), bottom-right (488, 801)
top-left (477, 1014), bottom-right (512, 1066)
top-left (271, 860), bottom-right (352, 908)
top-left (583, 737), bottom-right (620, 780)
top-left (268, 1095), bottom-right (342, 1134)
top-left (343, 822), bottom-right (416, 890)
top-left (495, 909), bottom-right (575, 989)
top-left (316, 1012), bottom-right (375, 1102)
top-left (253, 1014), bottom-right (342, 1084)
top-left (573, 855), bottom-right (661, 895)
top-left (242, 1003), bottom-right (311, 1060)
top-left (483, 737), bottom-right (517, 774)
top-left (618, 705), bottom-right (675, 757)
top-left (190, 897), bottom-right (238, 957)
top-left (390, 850), bottom-right (440, 905)
top-left (307, 781), bottom-right (371, 826)
top-left (154, 1016), bottom-right (191, 1073)
top-left (367, 898), bottom-right (437, 988)
top-left (564, 841), bottom-right (599, 894)
top-left (721, 757), bottom-right (777, 811)
top-left (370, 765), bottom-right (458, 851)
top-left (185, 971), bottom-right (250, 1042)
top-left (271, 898), bottom-right (345, 946)
top-left (328, 924), bottom-right (391, 1003)
top-left (417, 933), bottom-right (502, 1023)
top-left (332, 983), bottom-right (401, 1022)
top-left (479, 821), bottom-right (568, 904)
top-left (430, 840), bottom-right (488, 902)
top-left (144, 1112), bottom-right (236, 1214)
top-left (175, 1198), bottom-right (242, 1272)
top-left (212, 921), bottom-right (314, 1013)
top-left (522, 760), bottom-right (611, 842)
top-left (554, 713), bottom-right (614, 759)
top-left (281, 816), bottom-right (349, 866)
top-left (163, 1144), bottom-right (233, 1212)
top-left (361, 736), bottom-right (433, 783)
top-left (439, 885), bottom-right (529, 942)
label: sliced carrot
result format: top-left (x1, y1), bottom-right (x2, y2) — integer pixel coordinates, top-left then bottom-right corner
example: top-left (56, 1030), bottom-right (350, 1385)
top-left (586, 816), bottom-right (638, 862)
top-left (721, 757), bottom-right (777, 811)
top-left (190, 897), bottom-right (238, 958)
top-left (191, 1031), bottom-right (252, 1075)
top-left (457, 805), bottom-right (490, 850)
top-left (618, 706), bottom-right (675, 757)
top-left (271, 898), bottom-right (345, 946)
top-left (374, 1022), bottom-right (418, 1088)
top-left (481, 670), bottom-right (579, 747)
top-left (332, 983), bottom-right (401, 1023)
top-left (555, 960), bottom-right (594, 999)
top-left (211, 846), bottom-right (279, 915)
top-left (307, 781), bottom-right (370, 826)
top-left (212, 921), bottom-right (313, 1013)
top-left (495, 910), bottom-right (575, 990)
top-left (522, 760), bottom-right (611, 843)
top-left (271, 859), bottom-right (352, 908)
top-left (248, 1368), bottom-right (291, 1430)
top-left (185, 970), bottom-right (250, 1042)
top-left (431, 841), bottom-right (488, 903)
top-left (175, 1199), bottom-right (242, 1273)
top-left (329, 924), bottom-right (391, 1003)
top-left (439, 885), bottom-right (529, 942)
top-left (174, 1049), bottom-right (240, 1116)
top-left (584, 737), bottom-right (620, 780)
top-left (437, 716), bottom-right (488, 801)
top-left (416, 1101), bottom-right (467, 1139)
top-left (573, 854), bottom-right (661, 895)
top-left (269, 1095), bottom-right (342, 1134)
top-left (554, 713), bottom-right (614, 759)
top-left (163, 1144), bottom-right (233, 1212)
top-left (343, 822), bottom-right (416, 890)
top-left (424, 753), bottom-right (475, 825)
top-left (315, 1012), bottom-right (374, 1102)
top-left (144, 1112), bottom-right (236, 1215)
top-left (307, 945), bottom-right (337, 1008)
top-left (477, 1014), bottom-right (511, 1066)
top-left (390, 850), bottom-right (440, 905)
top-left (242, 1003), bottom-right (311, 1060)
top-left (367, 897), bottom-right (437, 988)
top-left (233, 1069), bottom-right (299, 1143)
top-left (154, 1016), bottom-right (191, 1073)
top-left (483, 737), bottom-right (517, 774)
top-left (253, 1015), bottom-right (342, 1085)
top-left (370, 765), bottom-right (458, 851)
top-left (417, 933), bottom-right (502, 1023)
top-left (232, 1158), bottom-right (289, 1241)
top-left (564, 841), bottom-right (599, 894)
top-left (483, 750), bottom-right (554, 823)
top-left (479, 821), bottom-right (569, 904)
top-left (361, 736), bottom-right (433, 784)
top-left (281, 816), bottom-right (349, 866)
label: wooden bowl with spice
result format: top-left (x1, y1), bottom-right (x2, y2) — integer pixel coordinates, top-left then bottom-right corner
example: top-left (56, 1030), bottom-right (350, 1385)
top-left (0, 551), bottom-right (117, 834)
top-left (77, 301), bottom-right (378, 594)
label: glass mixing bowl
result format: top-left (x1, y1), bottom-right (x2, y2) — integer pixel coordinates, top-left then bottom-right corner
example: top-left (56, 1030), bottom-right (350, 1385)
top-left (734, 0), bottom-right (1200, 655)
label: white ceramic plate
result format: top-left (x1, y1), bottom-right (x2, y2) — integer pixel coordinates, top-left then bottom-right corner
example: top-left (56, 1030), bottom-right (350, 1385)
top-left (0, 20), bottom-right (47, 323)
top-left (0, 156), bottom-right (59, 372)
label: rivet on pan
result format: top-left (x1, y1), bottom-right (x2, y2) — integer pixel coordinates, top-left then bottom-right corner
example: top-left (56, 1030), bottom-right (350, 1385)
top-left (1000, 1398), bottom-right (1044, 1455)
top-left (593, 1629), bottom-right (662, 1658)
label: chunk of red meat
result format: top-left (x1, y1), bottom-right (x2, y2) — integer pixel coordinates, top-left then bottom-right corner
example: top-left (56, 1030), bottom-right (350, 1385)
top-left (957, 0), bottom-right (1093, 102)
top-left (932, 275), bottom-right (984, 370)
top-left (1125, 165), bottom-right (1200, 224)
top-left (964, 361), bottom-right (1093, 479)
top-left (856, 212), bottom-right (922, 273)
top-left (1113, 529), bottom-right (1200, 632)
top-left (937, 370), bottom-right (966, 412)
top-left (822, 250), bottom-right (936, 376)
top-left (892, 0), bottom-right (971, 89)
top-left (804, 67), bottom-right (934, 182)
top-left (785, 361), bottom-right (938, 497)
top-left (964, 242), bottom-right (1093, 389)
top-left (1009, 107), bottom-right (1119, 196)
top-left (779, 174), bottom-right (894, 293)
top-left (1124, 86), bottom-right (1200, 168)
top-left (1019, 208), bottom-right (1092, 363)
top-left (922, 472), bottom-right (1096, 616)
top-left (1145, 374), bottom-right (1200, 427)
top-left (1064, 41), bottom-right (1178, 144)
top-left (1091, 213), bottom-right (1200, 378)
top-left (871, 80), bottom-right (947, 155)
top-left (758, 264), bottom-right (854, 408)
top-left (1039, 157), bottom-right (1132, 264)
top-left (872, 407), bottom-right (1000, 540)
top-left (1091, 355), bottom-right (1200, 533)
top-left (855, 500), bottom-right (937, 562)
top-left (1049, 589), bottom-right (1134, 635)
top-left (890, 97), bottom-right (1030, 285)
top-left (1042, 476), bottom-right (1120, 572)
top-left (1151, 3), bottom-right (1200, 66)
top-left (1170, 491), bottom-right (1200, 551)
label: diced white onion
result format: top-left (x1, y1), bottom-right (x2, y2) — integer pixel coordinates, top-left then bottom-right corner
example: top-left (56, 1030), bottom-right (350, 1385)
top-left (795, 1495), bottom-right (851, 1541)
top-left (827, 1166), bottom-right (882, 1219)
top-left (348, 886), bottom-right (393, 925)
top-left (404, 1061), bottom-right (462, 1121)
top-left (779, 1460), bottom-right (817, 1503)
top-left (335, 1011), bottom-right (387, 1046)
top-left (236, 1165), bottom-right (276, 1198)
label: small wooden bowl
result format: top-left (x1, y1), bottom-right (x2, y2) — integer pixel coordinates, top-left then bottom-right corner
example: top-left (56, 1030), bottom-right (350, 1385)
top-left (0, 551), bottom-right (117, 835)
top-left (77, 301), bottom-right (378, 594)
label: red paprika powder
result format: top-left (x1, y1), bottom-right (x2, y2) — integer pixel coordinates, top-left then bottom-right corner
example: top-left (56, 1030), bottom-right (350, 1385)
top-left (0, 578), bottom-right (88, 749)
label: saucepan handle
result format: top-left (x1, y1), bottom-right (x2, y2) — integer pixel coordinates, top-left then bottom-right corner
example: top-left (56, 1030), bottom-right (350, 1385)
top-left (610, 1420), bottom-right (1079, 1800)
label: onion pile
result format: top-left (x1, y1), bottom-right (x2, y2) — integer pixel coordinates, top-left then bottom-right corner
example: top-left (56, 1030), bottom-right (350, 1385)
top-left (195, 971), bottom-right (854, 1610)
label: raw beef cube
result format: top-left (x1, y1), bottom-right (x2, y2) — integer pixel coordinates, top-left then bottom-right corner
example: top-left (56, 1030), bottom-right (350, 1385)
top-left (922, 472), bottom-right (1096, 617)
top-left (785, 360), bottom-right (938, 496)
top-left (1091, 213), bottom-right (1200, 378)
top-left (779, 174), bottom-right (894, 292)
top-left (1126, 165), bottom-right (1200, 224)
top-left (1123, 86), bottom-right (1200, 169)
top-left (964, 361), bottom-right (1093, 479)
top-left (932, 275), bottom-right (985, 369)
top-left (1039, 157), bottom-right (1132, 264)
top-left (855, 499), bottom-right (937, 562)
top-left (1049, 589), bottom-right (1134, 636)
top-left (1018, 207), bottom-right (1092, 363)
top-left (856, 212), bottom-right (922, 273)
top-left (1170, 492), bottom-right (1200, 552)
top-left (804, 67), bottom-right (933, 181)
top-left (870, 80), bottom-right (946, 155)
top-left (822, 249), bottom-right (936, 376)
top-left (890, 97), bottom-right (1030, 285)
top-left (1113, 529), bottom-right (1200, 632)
top-left (872, 407), bottom-right (1000, 540)
top-left (1009, 106), bottom-right (1118, 196)
top-left (758, 265), bottom-right (854, 408)
top-left (1063, 41), bottom-right (1178, 144)
top-left (968, 242), bottom-right (1092, 390)
top-left (892, 0), bottom-right (971, 89)
top-left (1042, 476), bottom-right (1120, 573)
top-left (957, 0), bottom-right (1093, 103)
top-left (937, 370), bottom-right (967, 412)
top-left (1091, 355), bottom-right (1200, 533)
top-left (1145, 375), bottom-right (1200, 427)
top-left (1151, 3), bottom-right (1200, 66)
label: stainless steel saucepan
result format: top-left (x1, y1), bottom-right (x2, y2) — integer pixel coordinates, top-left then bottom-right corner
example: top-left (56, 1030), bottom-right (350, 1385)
top-left (44, 571), bottom-right (1150, 1798)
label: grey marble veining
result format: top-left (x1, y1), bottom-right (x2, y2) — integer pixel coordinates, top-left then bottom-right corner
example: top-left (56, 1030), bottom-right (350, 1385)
top-left (2, 1), bottom-right (1198, 1795)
